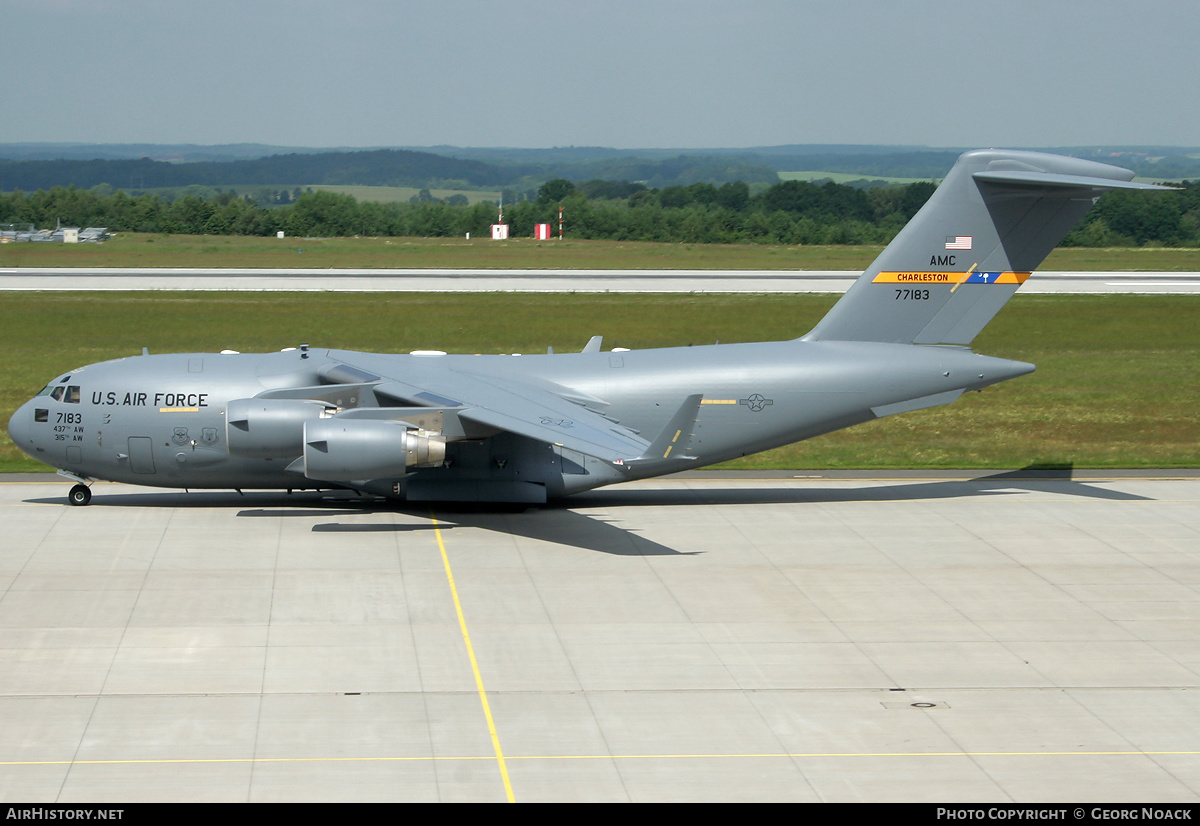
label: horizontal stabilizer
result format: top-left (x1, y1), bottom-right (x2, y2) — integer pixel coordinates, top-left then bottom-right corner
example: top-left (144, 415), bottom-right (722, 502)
top-left (972, 170), bottom-right (1177, 191)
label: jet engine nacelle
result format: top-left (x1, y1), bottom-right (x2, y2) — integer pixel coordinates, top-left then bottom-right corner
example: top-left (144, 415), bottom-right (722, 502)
top-left (226, 398), bottom-right (330, 458)
top-left (301, 418), bottom-right (446, 482)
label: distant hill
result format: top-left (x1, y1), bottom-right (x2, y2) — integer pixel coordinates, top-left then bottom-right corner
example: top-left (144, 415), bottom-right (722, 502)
top-left (0, 149), bottom-right (513, 191)
top-left (2, 143), bottom-right (1195, 193)
top-left (0, 142), bottom-right (383, 162)
top-left (0, 147), bottom-right (780, 191)
top-left (417, 144), bottom-right (1200, 182)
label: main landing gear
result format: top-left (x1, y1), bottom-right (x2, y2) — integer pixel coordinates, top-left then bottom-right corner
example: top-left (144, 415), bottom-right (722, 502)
top-left (68, 484), bottom-right (92, 506)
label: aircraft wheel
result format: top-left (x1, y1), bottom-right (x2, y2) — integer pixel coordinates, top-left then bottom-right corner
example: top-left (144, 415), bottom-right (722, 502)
top-left (68, 484), bottom-right (92, 506)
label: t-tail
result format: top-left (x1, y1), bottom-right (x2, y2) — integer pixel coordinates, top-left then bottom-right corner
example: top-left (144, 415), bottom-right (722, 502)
top-left (804, 150), bottom-right (1173, 345)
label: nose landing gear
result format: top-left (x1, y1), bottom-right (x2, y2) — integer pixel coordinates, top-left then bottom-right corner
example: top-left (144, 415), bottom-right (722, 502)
top-left (68, 484), bottom-right (92, 506)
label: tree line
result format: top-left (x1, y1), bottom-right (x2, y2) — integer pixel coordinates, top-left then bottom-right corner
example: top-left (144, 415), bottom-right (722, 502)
top-left (1, 176), bottom-right (1196, 247)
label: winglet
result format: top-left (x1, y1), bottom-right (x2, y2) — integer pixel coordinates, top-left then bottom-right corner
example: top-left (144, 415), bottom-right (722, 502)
top-left (639, 394), bottom-right (703, 461)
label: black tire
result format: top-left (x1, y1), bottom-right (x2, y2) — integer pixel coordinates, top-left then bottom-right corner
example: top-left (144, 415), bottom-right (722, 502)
top-left (68, 484), bottom-right (92, 506)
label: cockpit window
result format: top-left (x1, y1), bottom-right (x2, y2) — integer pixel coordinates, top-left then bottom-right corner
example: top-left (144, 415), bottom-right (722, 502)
top-left (42, 385), bottom-right (81, 403)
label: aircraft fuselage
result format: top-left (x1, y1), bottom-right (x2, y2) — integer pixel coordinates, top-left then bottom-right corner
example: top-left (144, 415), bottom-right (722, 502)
top-left (8, 340), bottom-right (1031, 503)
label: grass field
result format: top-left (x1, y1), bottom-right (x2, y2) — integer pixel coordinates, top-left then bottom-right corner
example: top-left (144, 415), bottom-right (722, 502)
top-left (778, 170), bottom-right (937, 185)
top-left (3, 233), bottom-right (1200, 271)
top-left (2, 291), bottom-right (1197, 472)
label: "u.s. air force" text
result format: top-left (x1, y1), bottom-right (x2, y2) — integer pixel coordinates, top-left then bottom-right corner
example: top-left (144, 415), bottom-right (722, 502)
top-left (91, 392), bottom-right (209, 407)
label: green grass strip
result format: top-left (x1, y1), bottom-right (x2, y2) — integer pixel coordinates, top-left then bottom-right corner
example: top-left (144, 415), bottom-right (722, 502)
top-left (2, 292), bottom-right (1197, 472)
top-left (3, 234), bottom-right (1200, 271)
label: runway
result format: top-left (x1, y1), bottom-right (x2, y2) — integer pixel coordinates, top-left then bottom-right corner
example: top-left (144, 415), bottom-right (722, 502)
top-left (2, 267), bottom-right (1200, 293)
top-left (2, 472), bottom-right (1198, 802)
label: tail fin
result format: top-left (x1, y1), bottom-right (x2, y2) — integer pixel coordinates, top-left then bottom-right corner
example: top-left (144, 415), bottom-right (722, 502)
top-left (804, 150), bottom-right (1173, 345)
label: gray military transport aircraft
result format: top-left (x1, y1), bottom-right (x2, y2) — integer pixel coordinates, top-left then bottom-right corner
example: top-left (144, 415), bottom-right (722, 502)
top-left (7, 150), bottom-right (1172, 507)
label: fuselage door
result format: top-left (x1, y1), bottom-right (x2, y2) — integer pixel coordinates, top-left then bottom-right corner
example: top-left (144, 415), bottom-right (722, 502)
top-left (127, 436), bottom-right (156, 474)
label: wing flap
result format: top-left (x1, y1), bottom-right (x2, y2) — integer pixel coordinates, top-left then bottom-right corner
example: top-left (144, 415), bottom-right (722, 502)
top-left (458, 406), bottom-right (646, 464)
top-left (369, 371), bottom-right (648, 464)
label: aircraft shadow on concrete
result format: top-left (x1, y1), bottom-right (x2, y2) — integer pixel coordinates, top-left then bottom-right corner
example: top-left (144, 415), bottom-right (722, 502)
top-left (566, 466), bottom-right (1151, 508)
top-left (428, 466), bottom-right (1148, 556)
top-left (47, 492), bottom-right (690, 556)
top-left (24, 464), bottom-right (1149, 558)
top-left (259, 505), bottom-right (694, 557)
top-left (417, 508), bottom-right (695, 557)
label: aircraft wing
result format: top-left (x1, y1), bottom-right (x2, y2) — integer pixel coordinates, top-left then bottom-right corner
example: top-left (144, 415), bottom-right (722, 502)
top-left (361, 365), bottom-right (651, 464)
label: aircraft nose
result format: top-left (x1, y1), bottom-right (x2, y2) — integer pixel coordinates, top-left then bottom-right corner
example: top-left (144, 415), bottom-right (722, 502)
top-left (7, 402), bottom-right (34, 456)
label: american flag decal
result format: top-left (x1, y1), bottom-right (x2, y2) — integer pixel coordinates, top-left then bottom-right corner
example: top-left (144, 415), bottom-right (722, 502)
top-left (945, 236), bottom-right (972, 250)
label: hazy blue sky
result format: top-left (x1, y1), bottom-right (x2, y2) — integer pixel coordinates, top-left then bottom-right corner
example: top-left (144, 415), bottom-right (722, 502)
top-left (4, 0), bottom-right (1197, 149)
